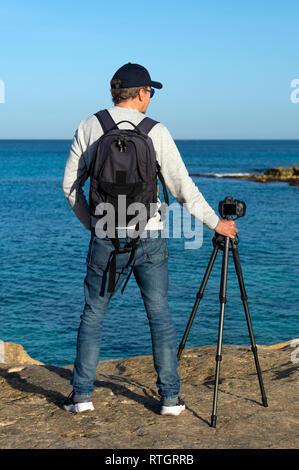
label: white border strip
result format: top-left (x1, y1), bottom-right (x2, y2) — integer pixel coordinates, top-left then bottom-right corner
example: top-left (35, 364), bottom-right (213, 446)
top-left (0, 340), bottom-right (5, 363)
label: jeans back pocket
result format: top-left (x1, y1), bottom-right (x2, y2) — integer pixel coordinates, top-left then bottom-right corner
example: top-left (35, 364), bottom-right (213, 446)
top-left (142, 237), bottom-right (169, 263)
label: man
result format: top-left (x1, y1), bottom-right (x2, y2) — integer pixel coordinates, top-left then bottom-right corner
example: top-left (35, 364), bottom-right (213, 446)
top-left (62, 63), bottom-right (237, 415)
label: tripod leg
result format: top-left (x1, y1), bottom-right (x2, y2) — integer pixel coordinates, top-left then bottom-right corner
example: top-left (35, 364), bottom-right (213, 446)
top-left (211, 236), bottom-right (230, 428)
top-left (230, 238), bottom-right (268, 407)
top-left (177, 242), bottom-right (220, 361)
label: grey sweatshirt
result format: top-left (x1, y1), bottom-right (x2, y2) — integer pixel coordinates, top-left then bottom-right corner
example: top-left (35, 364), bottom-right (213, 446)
top-left (62, 106), bottom-right (219, 232)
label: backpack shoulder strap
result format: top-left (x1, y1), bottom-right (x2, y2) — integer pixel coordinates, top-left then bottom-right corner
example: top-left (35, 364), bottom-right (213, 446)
top-left (137, 117), bottom-right (159, 135)
top-left (94, 109), bottom-right (116, 133)
top-left (137, 117), bottom-right (169, 205)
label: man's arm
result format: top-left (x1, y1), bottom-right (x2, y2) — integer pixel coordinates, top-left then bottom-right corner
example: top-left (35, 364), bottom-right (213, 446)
top-left (151, 124), bottom-right (237, 238)
top-left (151, 124), bottom-right (219, 229)
top-left (62, 122), bottom-right (91, 230)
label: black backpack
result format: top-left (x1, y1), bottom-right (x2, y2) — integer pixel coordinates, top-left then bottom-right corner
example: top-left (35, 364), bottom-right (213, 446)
top-left (88, 109), bottom-right (169, 294)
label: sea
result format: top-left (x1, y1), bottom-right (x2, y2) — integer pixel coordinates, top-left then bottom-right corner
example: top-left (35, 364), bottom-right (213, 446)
top-left (0, 139), bottom-right (298, 366)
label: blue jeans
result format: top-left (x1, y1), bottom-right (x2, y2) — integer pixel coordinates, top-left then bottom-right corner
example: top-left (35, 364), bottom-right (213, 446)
top-left (70, 230), bottom-right (180, 402)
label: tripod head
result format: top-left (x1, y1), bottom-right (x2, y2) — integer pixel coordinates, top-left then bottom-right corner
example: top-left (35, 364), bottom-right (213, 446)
top-left (218, 196), bottom-right (246, 221)
top-left (212, 232), bottom-right (239, 250)
top-left (213, 196), bottom-right (245, 250)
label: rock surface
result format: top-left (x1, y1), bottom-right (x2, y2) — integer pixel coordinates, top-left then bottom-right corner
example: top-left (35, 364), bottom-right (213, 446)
top-left (1, 342), bottom-right (43, 366)
top-left (225, 165), bottom-right (299, 186)
top-left (0, 340), bottom-right (298, 449)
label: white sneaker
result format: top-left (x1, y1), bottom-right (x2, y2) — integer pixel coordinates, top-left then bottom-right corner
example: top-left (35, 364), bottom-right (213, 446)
top-left (63, 391), bottom-right (94, 413)
top-left (160, 397), bottom-right (186, 416)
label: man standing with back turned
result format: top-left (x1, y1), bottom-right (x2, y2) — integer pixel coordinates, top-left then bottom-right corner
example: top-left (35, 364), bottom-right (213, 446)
top-left (62, 63), bottom-right (237, 415)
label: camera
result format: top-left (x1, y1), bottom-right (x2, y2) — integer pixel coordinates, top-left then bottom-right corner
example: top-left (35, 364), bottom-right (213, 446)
top-left (218, 196), bottom-right (246, 219)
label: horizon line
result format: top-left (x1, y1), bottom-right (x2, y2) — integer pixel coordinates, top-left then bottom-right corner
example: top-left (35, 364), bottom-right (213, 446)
top-left (0, 138), bottom-right (299, 141)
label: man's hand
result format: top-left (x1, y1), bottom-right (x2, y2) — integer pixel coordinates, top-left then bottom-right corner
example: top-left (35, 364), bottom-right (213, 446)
top-left (215, 219), bottom-right (238, 239)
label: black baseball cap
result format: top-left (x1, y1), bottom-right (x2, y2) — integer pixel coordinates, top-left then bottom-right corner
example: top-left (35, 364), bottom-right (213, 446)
top-left (111, 63), bottom-right (163, 89)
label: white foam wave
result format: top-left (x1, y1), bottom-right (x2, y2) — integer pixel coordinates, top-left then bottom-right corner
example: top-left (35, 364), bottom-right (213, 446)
top-left (190, 172), bottom-right (251, 178)
top-left (212, 172), bottom-right (251, 178)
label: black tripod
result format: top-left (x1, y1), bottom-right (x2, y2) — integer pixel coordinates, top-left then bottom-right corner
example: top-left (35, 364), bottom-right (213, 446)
top-left (177, 228), bottom-right (268, 428)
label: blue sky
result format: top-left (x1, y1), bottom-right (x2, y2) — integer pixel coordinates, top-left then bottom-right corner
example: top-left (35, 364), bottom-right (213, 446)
top-left (0, 0), bottom-right (298, 139)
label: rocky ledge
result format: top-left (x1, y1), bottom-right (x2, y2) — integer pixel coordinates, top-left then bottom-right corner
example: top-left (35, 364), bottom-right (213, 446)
top-left (226, 166), bottom-right (299, 186)
top-left (0, 339), bottom-right (298, 449)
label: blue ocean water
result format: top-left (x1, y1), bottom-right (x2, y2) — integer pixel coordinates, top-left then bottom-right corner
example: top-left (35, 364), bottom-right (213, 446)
top-left (0, 139), bottom-right (298, 366)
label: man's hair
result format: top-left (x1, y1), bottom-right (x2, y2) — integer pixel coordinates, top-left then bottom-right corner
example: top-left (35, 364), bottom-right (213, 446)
top-left (110, 79), bottom-right (146, 104)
